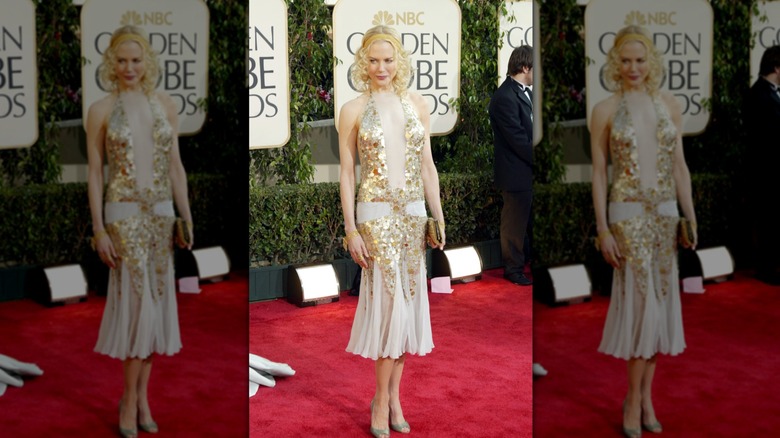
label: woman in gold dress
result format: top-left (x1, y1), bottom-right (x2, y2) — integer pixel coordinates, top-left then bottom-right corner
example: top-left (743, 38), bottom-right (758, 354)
top-left (590, 25), bottom-right (697, 437)
top-left (338, 25), bottom-right (445, 438)
top-left (87, 25), bottom-right (193, 438)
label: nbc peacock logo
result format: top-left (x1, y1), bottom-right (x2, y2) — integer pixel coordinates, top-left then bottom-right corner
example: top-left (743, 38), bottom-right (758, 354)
top-left (120, 11), bottom-right (143, 26)
top-left (623, 10), bottom-right (647, 27)
top-left (372, 11), bottom-right (395, 26)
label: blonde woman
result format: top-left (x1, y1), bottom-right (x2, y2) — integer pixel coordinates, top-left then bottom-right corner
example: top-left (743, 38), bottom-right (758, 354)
top-left (87, 25), bottom-right (193, 438)
top-left (590, 25), bottom-right (697, 437)
top-left (338, 25), bottom-right (445, 438)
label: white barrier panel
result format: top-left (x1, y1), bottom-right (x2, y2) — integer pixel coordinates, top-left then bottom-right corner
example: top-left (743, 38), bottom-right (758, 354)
top-left (249, 0), bottom-right (290, 149)
top-left (0, 0), bottom-right (38, 149)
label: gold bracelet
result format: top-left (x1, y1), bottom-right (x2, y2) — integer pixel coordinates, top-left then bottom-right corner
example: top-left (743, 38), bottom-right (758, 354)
top-left (342, 229), bottom-right (360, 250)
top-left (597, 229), bottom-right (611, 240)
top-left (90, 229), bottom-right (109, 251)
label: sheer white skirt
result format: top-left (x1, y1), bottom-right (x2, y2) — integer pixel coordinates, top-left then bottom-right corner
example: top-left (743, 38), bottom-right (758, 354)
top-left (346, 201), bottom-right (434, 360)
top-left (598, 200), bottom-right (686, 360)
top-left (94, 200), bottom-right (182, 360)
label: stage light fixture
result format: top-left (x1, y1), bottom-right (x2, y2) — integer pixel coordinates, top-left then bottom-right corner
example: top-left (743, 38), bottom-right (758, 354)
top-left (432, 246), bottom-right (483, 283)
top-left (42, 264), bottom-right (88, 304)
top-left (287, 264), bottom-right (340, 307)
top-left (534, 264), bottom-right (592, 305)
top-left (547, 264), bottom-right (592, 303)
top-left (695, 246), bottom-right (734, 281)
top-left (191, 246), bottom-right (230, 281)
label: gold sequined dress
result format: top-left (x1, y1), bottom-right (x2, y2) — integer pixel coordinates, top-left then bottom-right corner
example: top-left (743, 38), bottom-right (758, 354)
top-left (597, 93), bottom-right (686, 360)
top-left (94, 92), bottom-right (182, 360)
top-left (345, 93), bottom-right (433, 360)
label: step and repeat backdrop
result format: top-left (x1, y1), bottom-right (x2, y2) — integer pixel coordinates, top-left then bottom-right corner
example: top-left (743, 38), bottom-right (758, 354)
top-left (249, 0), bottom-right (538, 149)
top-left (80, 0), bottom-right (210, 135)
top-left (584, 0), bottom-right (714, 135)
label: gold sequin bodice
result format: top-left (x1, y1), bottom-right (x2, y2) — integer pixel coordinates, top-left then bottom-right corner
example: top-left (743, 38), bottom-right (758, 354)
top-left (608, 94), bottom-right (678, 204)
top-left (355, 94), bottom-right (428, 302)
top-left (105, 94), bottom-right (174, 204)
top-left (356, 94), bottom-right (426, 204)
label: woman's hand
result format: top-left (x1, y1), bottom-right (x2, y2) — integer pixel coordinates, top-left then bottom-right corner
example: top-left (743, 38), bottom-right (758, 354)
top-left (347, 230), bottom-right (371, 269)
top-left (427, 228), bottom-right (446, 251)
top-left (94, 231), bottom-right (119, 269)
top-left (599, 231), bottom-right (622, 269)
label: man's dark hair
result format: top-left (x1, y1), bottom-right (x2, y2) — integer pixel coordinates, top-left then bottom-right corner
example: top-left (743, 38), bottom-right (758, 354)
top-left (759, 45), bottom-right (780, 76)
top-left (507, 45), bottom-right (533, 76)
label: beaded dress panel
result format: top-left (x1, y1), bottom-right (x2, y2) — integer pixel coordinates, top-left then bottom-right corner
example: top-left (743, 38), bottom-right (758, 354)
top-left (346, 94), bottom-right (434, 360)
top-left (598, 93), bottom-right (686, 360)
top-left (95, 93), bottom-right (182, 360)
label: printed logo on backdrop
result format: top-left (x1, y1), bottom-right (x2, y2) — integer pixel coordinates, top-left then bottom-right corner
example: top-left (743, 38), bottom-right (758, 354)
top-left (497, 0), bottom-right (541, 145)
top-left (0, 0), bottom-right (37, 149)
top-left (751, 1), bottom-right (780, 85)
top-left (585, 0), bottom-right (713, 135)
top-left (249, 0), bottom-right (290, 149)
top-left (81, 0), bottom-right (209, 135)
top-left (333, 0), bottom-right (462, 135)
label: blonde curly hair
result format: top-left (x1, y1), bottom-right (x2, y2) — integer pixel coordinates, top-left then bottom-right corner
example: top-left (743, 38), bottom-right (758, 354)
top-left (99, 25), bottom-right (159, 95)
top-left (602, 25), bottom-right (664, 94)
top-left (350, 25), bottom-right (412, 95)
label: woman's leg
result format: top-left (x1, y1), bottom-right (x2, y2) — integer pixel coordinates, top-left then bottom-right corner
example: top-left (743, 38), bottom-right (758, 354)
top-left (640, 355), bottom-right (659, 426)
top-left (121, 358), bottom-right (143, 432)
top-left (372, 358), bottom-right (394, 435)
top-left (388, 354), bottom-right (409, 431)
top-left (137, 356), bottom-right (158, 430)
top-left (624, 358), bottom-right (646, 431)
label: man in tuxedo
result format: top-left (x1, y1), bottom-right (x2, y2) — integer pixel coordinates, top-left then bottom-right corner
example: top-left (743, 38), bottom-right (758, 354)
top-left (489, 45), bottom-right (534, 286)
top-left (746, 45), bottom-right (780, 284)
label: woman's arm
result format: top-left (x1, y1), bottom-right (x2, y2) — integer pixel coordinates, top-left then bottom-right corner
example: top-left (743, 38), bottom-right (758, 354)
top-left (161, 92), bottom-right (194, 249)
top-left (338, 99), bottom-right (370, 267)
top-left (665, 92), bottom-right (697, 247)
top-left (86, 98), bottom-right (117, 267)
top-left (590, 98), bottom-right (621, 267)
top-left (412, 93), bottom-right (446, 249)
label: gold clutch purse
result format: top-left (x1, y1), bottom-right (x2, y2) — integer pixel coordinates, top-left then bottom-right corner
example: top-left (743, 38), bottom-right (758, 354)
top-left (426, 218), bottom-right (443, 246)
top-left (678, 218), bottom-right (696, 248)
top-left (175, 218), bottom-right (192, 248)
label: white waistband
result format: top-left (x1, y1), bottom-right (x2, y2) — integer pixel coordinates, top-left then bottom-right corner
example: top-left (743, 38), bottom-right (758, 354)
top-left (105, 201), bottom-right (175, 224)
top-left (356, 200), bottom-right (426, 224)
top-left (608, 200), bottom-right (678, 224)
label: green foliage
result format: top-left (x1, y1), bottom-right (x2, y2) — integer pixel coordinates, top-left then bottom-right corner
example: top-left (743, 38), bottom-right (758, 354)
top-left (249, 0), bottom-right (334, 186)
top-left (250, 173), bottom-right (502, 266)
top-left (0, 174), bottom-right (231, 267)
top-left (434, 0), bottom-right (503, 174)
top-left (682, 0), bottom-right (755, 175)
top-left (537, 0), bottom-right (587, 184)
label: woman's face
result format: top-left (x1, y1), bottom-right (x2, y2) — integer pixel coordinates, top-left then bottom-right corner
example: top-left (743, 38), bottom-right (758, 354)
top-left (114, 41), bottom-right (146, 90)
top-left (366, 40), bottom-right (396, 91)
top-left (618, 40), bottom-right (649, 90)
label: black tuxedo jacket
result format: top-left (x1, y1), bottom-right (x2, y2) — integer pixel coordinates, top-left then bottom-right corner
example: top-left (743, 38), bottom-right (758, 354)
top-left (745, 77), bottom-right (780, 182)
top-left (488, 77), bottom-right (533, 192)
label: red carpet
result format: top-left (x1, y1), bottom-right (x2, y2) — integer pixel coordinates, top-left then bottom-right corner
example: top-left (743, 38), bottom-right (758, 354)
top-left (0, 271), bottom-right (248, 437)
top-left (533, 271), bottom-right (780, 437)
top-left (249, 268), bottom-right (532, 437)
